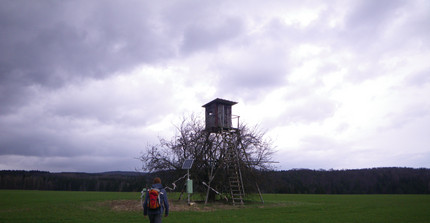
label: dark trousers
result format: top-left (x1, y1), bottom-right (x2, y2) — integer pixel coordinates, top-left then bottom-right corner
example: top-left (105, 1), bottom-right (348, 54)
top-left (148, 214), bottom-right (162, 223)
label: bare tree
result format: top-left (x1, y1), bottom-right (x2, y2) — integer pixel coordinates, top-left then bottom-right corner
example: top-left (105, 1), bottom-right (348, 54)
top-left (139, 114), bottom-right (275, 202)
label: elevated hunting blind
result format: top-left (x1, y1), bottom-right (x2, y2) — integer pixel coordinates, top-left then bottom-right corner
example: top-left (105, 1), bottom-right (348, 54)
top-left (202, 98), bottom-right (238, 133)
top-left (201, 98), bottom-right (267, 205)
top-left (202, 98), bottom-right (247, 205)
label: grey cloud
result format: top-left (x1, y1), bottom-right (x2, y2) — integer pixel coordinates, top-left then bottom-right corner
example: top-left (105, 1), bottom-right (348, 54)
top-left (343, 0), bottom-right (404, 45)
top-left (1, 0), bottom-right (428, 172)
top-left (334, 0), bottom-right (429, 58)
top-left (180, 17), bottom-right (245, 54)
top-left (407, 4), bottom-right (430, 44)
top-left (406, 68), bottom-right (430, 86)
top-left (307, 0), bottom-right (427, 84)
top-left (260, 18), bottom-right (314, 46)
top-left (278, 135), bottom-right (346, 169)
top-left (161, 0), bottom-right (223, 35)
top-left (0, 127), bottom-right (75, 157)
top-left (209, 20), bottom-right (295, 101)
top-left (0, 155), bottom-right (140, 173)
top-left (0, 71), bottom-right (175, 159)
top-left (0, 83), bottom-right (35, 114)
top-left (0, 110), bottom-right (149, 158)
top-left (221, 50), bottom-right (288, 84)
top-left (382, 103), bottom-right (430, 131)
top-left (0, 106), bottom-right (86, 157)
top-left (346, 0), bottom-right (404, 29)
top-left (50, 74), bottom-right (180, 126)
top-left (49, 94), bottom-right (174, 127)
top-left (0, 1), bottom-right (173, 113)
top-left (284, 97), bottom-right (337, 124)
top-left (301, 135), bottom-right (340, 152)
top-left (215, 56), bottom-right (289, 102)
top-left (262, 91), bottom-right (338, 129)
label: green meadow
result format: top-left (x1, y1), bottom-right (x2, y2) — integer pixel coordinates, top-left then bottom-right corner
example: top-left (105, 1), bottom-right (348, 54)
top-left (0, 190), bottom-right (429, 223)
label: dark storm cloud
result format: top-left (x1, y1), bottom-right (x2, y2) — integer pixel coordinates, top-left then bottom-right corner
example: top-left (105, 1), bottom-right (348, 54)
top-left (0, 0), bottom-right (173, 113)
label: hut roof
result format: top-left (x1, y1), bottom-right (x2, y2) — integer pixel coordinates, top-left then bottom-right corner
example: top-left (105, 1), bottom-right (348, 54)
top-left (202, 98), bottom-right (238, 108)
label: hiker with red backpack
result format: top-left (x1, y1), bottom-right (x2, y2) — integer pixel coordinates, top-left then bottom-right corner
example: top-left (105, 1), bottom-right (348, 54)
top-left (143, 177), bottom-right (169, 223)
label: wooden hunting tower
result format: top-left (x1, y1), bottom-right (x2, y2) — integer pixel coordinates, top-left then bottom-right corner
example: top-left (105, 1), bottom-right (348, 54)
top-left (202, 98), bottom-right (247, 205)
top-left (202, 98), bottom-right (238, 133)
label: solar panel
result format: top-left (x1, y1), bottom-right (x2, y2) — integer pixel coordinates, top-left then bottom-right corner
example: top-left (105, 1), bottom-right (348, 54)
top-left (182, 159), bottom-right (194, 169)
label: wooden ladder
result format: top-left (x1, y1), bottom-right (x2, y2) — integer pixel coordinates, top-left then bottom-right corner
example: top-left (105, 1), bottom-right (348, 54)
top-left (227, 143), bottom-right (245, 205)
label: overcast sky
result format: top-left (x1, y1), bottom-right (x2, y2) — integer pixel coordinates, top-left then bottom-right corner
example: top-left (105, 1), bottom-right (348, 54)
top-left (1, 0), bottom-right (429, 172)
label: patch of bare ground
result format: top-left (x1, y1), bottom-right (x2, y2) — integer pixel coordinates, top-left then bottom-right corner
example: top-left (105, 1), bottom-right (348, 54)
top-left (102, 200), bottom-right (253, 212)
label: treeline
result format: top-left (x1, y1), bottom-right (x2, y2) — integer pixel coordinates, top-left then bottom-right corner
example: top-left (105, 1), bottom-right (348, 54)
top-left (1, 167), bottom-right (429, 194)
top-left (0, 170), bottom-right (147, 192)
top-left (258, 167), bottom-right (430, 194)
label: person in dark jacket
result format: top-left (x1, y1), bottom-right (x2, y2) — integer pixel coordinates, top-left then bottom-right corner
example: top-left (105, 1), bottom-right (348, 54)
top-left (143, 177), bottom-right (169, 223)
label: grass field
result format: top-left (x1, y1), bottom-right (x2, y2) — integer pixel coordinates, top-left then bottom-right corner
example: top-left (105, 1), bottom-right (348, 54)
top-left (0, 190), bottom-right (429, 223)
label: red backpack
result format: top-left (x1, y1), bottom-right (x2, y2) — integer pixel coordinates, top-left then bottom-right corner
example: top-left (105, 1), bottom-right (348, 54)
top-left (147, 188), bottom-right (162, 209)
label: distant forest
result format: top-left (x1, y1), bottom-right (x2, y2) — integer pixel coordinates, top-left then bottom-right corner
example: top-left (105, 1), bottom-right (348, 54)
top-left (258, 168), bottom-right (430, 194)
top-left (1, 167), bottom-right (429, 194)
